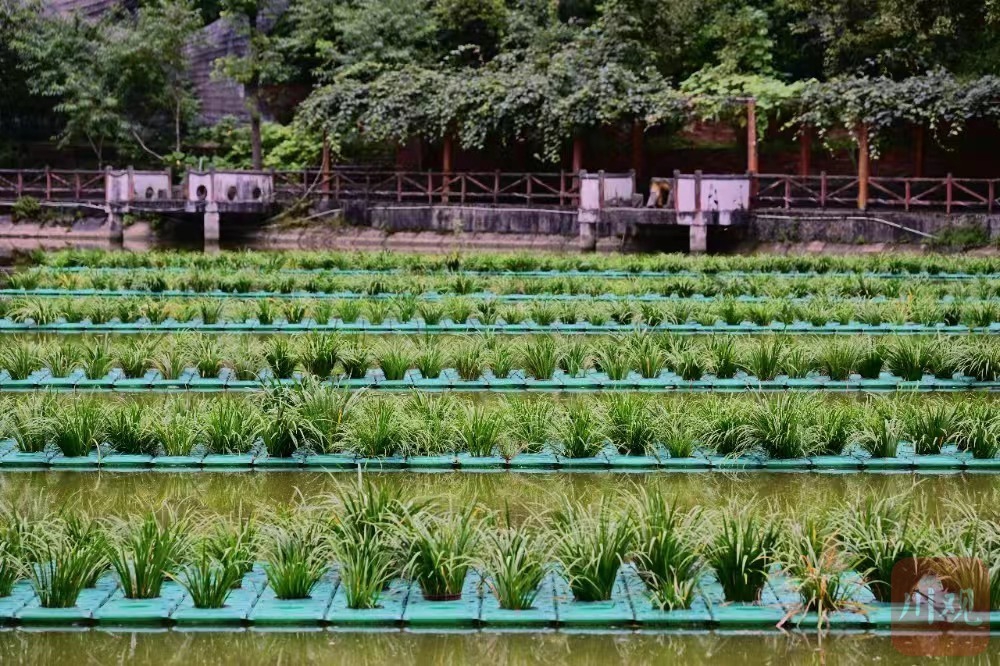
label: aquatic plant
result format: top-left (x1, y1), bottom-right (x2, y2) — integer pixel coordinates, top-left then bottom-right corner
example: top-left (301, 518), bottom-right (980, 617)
top-left (174, 551), bottom-right (242, 609)
top-left (402, 506), bottom-right (480, 600)
top-left (107, 512), bottom-right (191, 599)
top-left (262, 519), bottom-right (327, 600)
top-left (705, 506), bottom-right (778, 603)
top-left (551, 501), bottom-right (632, 602)
top-left (480, 512), bottom-right (551, 610)
top-left (630, 491), bottom-right (703, 611)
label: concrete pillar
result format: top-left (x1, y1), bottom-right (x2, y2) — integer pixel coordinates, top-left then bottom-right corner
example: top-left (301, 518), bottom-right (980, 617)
top-left (577, 209), bottom-right (598, 251)
top-left (204, 202), bottom-right (220, 252)
top-left (689, 224), bottom-right (708, 254)
top-left (106, 206), bottom-right (124, 246)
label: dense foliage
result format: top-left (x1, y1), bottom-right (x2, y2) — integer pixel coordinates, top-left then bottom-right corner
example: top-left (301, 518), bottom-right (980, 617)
top-left (4, 0), bottom-right (1000, 165)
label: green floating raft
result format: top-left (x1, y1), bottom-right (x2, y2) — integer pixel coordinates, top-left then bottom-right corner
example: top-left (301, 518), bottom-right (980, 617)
top-left (2, 367), bottom-right (999, 393)
top-left (0, 564), bottom-right (992, 632)
top-left (0, 317), bottom-right (992, 336)
top-left (1, 439), bottom-right (997, 472)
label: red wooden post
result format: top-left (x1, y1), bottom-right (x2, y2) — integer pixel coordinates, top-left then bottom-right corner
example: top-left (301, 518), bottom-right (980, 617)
top-left (946, 173), bottom-right (953, 215)
top-left (493, 170), bottom-right (500, 205)
top-left (631, 120), bottom-right (644, 185)
top-left (572, 136), bottom-right (583, 173)
top-left (45, 167), bottom-right (51, 200)
top-left (321, 132), bottom-right (331, 199)
top-left (427, 171), bottom-right (433, 204)
top-left (798, 127), bottom-right (811, 177)
top-left (746, 99), bottom-right (759, 175)
top-left (784, 177), bottom-right (791, 209)
top-left (905, 180), bottom-right (911, 212)
top-left (572, 135), bottom-right (583, 192)
top-left (396, 172), bottom-right (402, 203)
top-left (74, 173), bottom-right (81, 200)
top-left (857, 125), bottom-right (869, 211)
top-left (559, 170), bottom-right (566, 207)
top-left (526, 173), bottom-right (533, 205)
top-left (820, 171), bottom-right (827, 208)
top-left (460, 173), bottom-right (466, 204)
top-left (441, 134), bottom-right (453, 204)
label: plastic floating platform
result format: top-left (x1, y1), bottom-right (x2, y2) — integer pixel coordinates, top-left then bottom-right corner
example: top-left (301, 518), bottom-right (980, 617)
top-left (0, 565), bottom-right (993, 632)
top-left (0, 368), bottom-right (996, 393)
top-left (0, 317), bottom-right (992, 337)
top-left (0, 440), bottom-right (991, 473)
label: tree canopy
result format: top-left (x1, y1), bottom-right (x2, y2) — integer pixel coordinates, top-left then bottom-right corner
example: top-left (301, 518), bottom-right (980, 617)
top-left (3, 0), bottom-right (1000, 166)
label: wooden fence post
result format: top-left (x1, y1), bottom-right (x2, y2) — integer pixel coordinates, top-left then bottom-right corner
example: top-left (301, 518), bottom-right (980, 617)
top-left (493, 170), bottom-right (500, 205)
top-left (820, 171), bottom-right (827, 208)
top-left (945, 173), bottom-right (953, 215)
top-left (857, 126), bottom-right (869, 211)
top-left (798, 127), bottom-right (811, 177)
top-left (746, 99), bottom-right (758, 175)
top-left (45, 167), bottom-right (51, 200)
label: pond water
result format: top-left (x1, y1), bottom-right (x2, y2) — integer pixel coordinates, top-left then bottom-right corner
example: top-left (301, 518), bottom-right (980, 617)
top-left (0, 629), bottom-right (994, 665)
top-left (0, 469), bottom-right (996, 518)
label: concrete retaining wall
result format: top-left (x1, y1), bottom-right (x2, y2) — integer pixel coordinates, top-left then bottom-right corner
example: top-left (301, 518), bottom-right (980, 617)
top-left (749, 210), bottom-right (1000, 245)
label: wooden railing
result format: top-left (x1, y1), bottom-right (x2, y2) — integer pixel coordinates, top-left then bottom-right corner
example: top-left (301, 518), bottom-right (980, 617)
top-left (755, 173), bottom-right (1000, 213)
top-left (272, 170), bottom-right (580, 207)
top-left (0, 169), bottom-right (106, 202)
top-left (3, 168), bottom-right (996, 214)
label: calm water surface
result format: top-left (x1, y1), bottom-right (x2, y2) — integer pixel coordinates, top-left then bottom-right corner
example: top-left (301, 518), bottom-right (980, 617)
top-left (0, 470), bottom-right (996, 518)
top-left (2, 630), bottom-right (999, 665)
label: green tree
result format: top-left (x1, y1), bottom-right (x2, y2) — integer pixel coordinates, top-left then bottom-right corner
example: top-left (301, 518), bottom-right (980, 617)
top-left (215, 0), bottom-right (291, 168)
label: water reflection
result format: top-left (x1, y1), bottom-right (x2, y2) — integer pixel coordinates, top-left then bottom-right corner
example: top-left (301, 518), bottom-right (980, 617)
top-left (0, 630), bottom-right (997, 666)
top-left (0, 470), bottom-right (996, 520)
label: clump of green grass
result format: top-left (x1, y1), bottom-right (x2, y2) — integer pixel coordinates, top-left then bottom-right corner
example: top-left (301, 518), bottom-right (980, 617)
top-left (838, 495), bottom-right (926, 603)
top-left (744, 395), bottom-right (817, 459)
top-left (52, 397), bottom-right (104, 457)
top-left (480, 512), bottom-right (551, 610)
top-left (107, 512), bottom-right (191, 599)
top-left (104, 402), bottom-right (156, 455)
top-left (551, 501), bottom-right (633, 602)
top-left (152, 403), bottom-right (203, 457)
top-left (4, 394), bottom-right (54, 453)
top-left (345, 398), bottom-right (409, 457)
top-left (901, 399), bottom-right (960, 455)
top-left (705, 505), bottom-right (778, 603)
top-left (174, 550), bottom-right (243, 609)
top-left (630, 491), bottom-right (703, 611)
top-left (455, 404), bottom-right (504, 457)
top-left (507, 398), bottom-right (553, 454)
top-left (333, 523), bottom-right (397, 609)
top-left (375, 342), bottom-right (414, 381)
top-left (402, 505), bottom-right (480, 600)
top-left (606, 394), bottom-right (657, 455)
top-left (452, 342), bottom-right (484, 381)
top-left (556, 400), bottom-right (605, 459)
top-left (778, 516), bottom-right (857, 628)
top-left (26, 522), bottom-right (105, 608)
top-left (885, 338), bottom-right (929, 381)
top-left (203, 399), bottom-right (261, 454)
top-left (262, 518), bottom-right (327, 599)
top-left (522, 336), bottom-right (559, 380)
top-left (957, 402), bottom-right (1000, 459)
